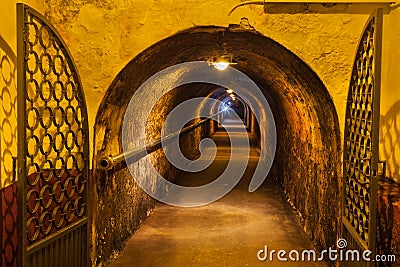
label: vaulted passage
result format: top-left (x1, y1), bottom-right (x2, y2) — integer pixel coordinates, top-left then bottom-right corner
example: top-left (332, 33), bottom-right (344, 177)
top-left (108, 123), bottom-right (324, 266)
top-left (93, 26), bottom-right (341, 265)
top-left (0, 0), bottom-right (400, 267)
top-left (2, 2), bottom-right (400, 266)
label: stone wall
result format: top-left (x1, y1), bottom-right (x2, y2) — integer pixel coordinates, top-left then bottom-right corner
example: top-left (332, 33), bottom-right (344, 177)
top-left (270, 59), bottom-right (342, 250)
top-left (93, 75), bottom-right (212, 264)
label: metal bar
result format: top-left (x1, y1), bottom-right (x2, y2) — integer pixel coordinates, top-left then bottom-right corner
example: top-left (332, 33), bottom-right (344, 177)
top-left (38, 248), bottom-right (43, 267)
top-left (17, 3), bottom-right (28, 267)
top-left (26, 218), bottom-right (88, 254)
top-left (343, 218), bottom-right (368, 250)
top-left (66, 229), bottom-right (70, 267)
top-left (100, 111), bottom-right (222, 170)
top-left (60, 234), bottom-right (65, 267)
top-left (49, 241), bottom-right (53, 267)
top-left (371, 7), bottom-right (383, 172)
top-left (368, 7), bottom-right (383, 262)
top-left (73, 228), bottom-right (77, 267)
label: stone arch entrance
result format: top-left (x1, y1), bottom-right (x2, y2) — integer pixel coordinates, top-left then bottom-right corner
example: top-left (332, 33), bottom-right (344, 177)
top-left (92, 26), bottom-right (341, 264)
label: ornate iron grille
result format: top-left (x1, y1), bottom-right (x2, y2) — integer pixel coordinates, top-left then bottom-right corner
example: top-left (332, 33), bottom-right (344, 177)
top-left (17, 4), bottom-right (89, 266)
top-left (342, 8), bottom-right (382, 262)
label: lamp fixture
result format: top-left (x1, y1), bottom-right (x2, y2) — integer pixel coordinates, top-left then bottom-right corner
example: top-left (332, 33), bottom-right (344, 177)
top-left (226, 88), bottom-right (234, 94)
top-left (208, 55), bottom-right (237, 71)
top-left (214, 61), bottom-right (230, 71)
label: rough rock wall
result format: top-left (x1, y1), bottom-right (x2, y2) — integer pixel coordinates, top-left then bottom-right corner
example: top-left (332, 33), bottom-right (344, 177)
top-left (93, 82), bottom-right (211, 265)
top-left (270, 68), bottom-right (341, 251)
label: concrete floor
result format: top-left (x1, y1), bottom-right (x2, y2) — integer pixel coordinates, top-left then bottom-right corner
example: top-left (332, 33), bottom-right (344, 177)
top-left (108, 123), bottom-right (326, 267)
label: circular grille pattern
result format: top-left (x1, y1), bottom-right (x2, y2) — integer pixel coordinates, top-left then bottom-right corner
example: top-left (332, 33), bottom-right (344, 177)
top-left (344, 17), bottom-right (377, 244)
top-left (23, 14), bottom-right (88, 245)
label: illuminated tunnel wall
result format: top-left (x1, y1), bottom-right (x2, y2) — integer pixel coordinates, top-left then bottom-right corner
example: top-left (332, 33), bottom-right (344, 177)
top-left (93, 26), bottom-right (341, 264)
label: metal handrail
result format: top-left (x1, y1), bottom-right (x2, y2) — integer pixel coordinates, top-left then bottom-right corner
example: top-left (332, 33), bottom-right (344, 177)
top-left (99, 112), bottom-right (223, 170)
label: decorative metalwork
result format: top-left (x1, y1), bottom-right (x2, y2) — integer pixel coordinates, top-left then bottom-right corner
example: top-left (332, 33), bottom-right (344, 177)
top-left (17, 4), bottom-right (89, 266)
top-left (342, 8), bottom-right (382, 260)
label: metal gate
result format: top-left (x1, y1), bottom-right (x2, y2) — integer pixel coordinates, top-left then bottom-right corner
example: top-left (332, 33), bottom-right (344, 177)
top-left (342, 8), bottom-right (383, 266)
top-left (17, 4), bottom-right (89, 267)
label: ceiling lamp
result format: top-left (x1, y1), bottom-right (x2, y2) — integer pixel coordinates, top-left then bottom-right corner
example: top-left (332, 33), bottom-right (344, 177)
top-left (208, 55), bottom-right (237, 71)
top-left (214, 61), bottom-right (229, 71)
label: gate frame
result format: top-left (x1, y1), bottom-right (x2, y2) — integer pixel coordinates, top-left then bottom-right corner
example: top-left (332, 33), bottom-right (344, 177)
top-left (16, 3), bottom-right (90, 266)
top-left (341, 7), bottom-right (383, 266)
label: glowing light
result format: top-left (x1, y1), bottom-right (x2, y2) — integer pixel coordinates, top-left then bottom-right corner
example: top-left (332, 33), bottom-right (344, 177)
top-left (226, 89), bottom-right (234, 94)
top-left (214, 61), bottom-right (229, 71)
top-left (208, 55), bottom-right (237, 71)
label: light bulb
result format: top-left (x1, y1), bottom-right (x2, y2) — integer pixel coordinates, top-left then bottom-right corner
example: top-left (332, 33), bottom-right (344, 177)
top-left (214, 61), bottom-right (229, 71)
top-left (226, 89), bottom-right (233, 94)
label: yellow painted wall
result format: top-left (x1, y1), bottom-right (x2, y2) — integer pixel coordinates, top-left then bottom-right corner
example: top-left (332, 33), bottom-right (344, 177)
top-left (381, 6), bottom-right (400, 182)
top-left (0, 36), bottom-right (17, 188)
top-left (1, 0), bottom-right (399, 186)
top-left (34, 1), bottom-right (371, 168)
top-left (42, 1), bottom-right (370, 135)
top-left (0, 0), bottom-right (44, 188)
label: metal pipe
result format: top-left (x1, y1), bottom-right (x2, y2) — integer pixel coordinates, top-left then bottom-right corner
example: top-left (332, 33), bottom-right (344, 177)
top-left (390, 1), bottom-right (400, 8)
top-left (228, 1), bottom-right (265, 16)
top-left (99, 113), bottom-right (223, 170)
top-left (228, 0), bottom-right (396, 15)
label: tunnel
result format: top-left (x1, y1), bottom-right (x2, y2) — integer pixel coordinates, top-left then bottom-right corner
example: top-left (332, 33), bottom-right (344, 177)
top-left (93, 26), bottom-right (341, 265)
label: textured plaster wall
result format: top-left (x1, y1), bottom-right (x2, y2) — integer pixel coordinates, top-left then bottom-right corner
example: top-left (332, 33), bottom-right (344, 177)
top-left (377, 7), bottom-right (400, 262)
top-left (0, 35), bottom-right (17, 189)
top-left (381, 7), bottom-right (400, 183)
top-left (1, 1), bottom-right (398, 174)
top-left (0, 0), bottom-right (43, 189)
top-left (31, 0), bottom-right (376, 155)
top-left (2, 0), bottom-right (391, 166)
